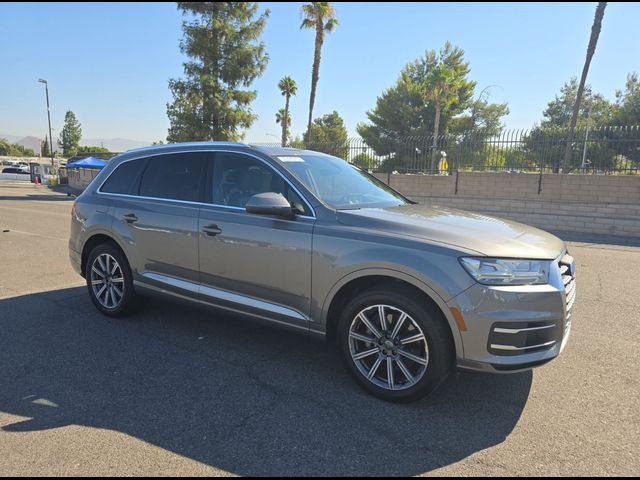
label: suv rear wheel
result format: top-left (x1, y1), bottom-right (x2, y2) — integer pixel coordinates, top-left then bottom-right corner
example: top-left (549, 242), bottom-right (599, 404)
top-left (338, 286), bottom-right (453, 402)
top-left (86, 243), bottom-right (137, 317)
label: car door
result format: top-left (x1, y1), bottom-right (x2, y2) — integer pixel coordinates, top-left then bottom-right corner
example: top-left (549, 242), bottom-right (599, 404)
top-left (109, 151), bottom-right (208, 298)
top-left (198, 150), bottom-right (315, 333)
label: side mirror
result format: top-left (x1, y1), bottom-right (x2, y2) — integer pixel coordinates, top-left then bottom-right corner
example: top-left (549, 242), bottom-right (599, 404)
top-left (246, 192), bottom-right (294, 219)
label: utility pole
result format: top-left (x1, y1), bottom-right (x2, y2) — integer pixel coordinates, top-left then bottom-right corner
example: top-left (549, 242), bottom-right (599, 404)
top-left (38, 78), bottom-right (55, 176)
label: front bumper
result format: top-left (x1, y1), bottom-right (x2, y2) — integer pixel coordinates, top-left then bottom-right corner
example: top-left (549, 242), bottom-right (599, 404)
top-left (449, 253), bottom-right (576, 374)
top-left (69, 246), bottom-right (82, 276)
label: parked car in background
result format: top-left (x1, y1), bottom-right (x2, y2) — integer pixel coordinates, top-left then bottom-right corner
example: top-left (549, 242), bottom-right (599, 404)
top-left (2, 167), bottom-right (29, 174)
top-left (69, 142), bottom-right (576, 402)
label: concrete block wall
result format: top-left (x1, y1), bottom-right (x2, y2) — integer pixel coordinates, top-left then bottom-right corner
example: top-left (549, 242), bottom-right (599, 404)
top-left (374, 172), bottom-right (640, 238)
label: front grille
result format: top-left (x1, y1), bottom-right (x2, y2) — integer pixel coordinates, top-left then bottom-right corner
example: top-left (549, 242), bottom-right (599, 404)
top-left (559, 253), bottom-right (577, 338)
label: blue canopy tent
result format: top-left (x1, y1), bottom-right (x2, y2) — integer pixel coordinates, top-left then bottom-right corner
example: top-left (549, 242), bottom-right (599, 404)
top-left (64, 157), bottom-right (108, 195)
top-left (66, 156), bottom-right (108, 169)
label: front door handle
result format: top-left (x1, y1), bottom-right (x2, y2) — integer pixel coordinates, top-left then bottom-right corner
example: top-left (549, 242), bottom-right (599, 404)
top-left (123, 213), bottom-right (138, 224)
top-left (202, 224), bottom-right (222, 236)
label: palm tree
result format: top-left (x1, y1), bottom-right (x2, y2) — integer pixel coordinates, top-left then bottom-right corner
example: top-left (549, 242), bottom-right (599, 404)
top-left (300, 2), bottom-right (338, 141)
top-left (426, 63), bottom-right (462, 173)
top-left (562, 2), bottom-right (607, 172)
top-left (275, 108), bottom-right (292, 144)
top-left (278, 76), bottom-right (298, 146)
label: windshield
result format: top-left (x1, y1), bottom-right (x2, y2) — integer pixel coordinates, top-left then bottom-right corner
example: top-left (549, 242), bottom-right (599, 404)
top-left (277, 154), bottom-right (409, 210)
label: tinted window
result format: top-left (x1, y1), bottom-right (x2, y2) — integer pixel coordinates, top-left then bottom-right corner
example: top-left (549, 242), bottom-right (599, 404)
top-left (100, 158), bottom-right (148, 195)
top-left (139, 152), bottom-right (207, 202)
top-left (212, 152), bottom-right (307, 214)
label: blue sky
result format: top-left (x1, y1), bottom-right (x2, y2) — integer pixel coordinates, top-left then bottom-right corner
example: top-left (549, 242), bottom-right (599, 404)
top-left (1, 2), bottom-right (639, 144)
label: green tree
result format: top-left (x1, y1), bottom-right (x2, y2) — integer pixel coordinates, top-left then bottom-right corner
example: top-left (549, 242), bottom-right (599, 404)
top-left (167, 2), bottom-right (269, 142)
top-left (610, 73), bottom-right (640, 168)
top-left (300, 2), bottom-right (338, 138)
top-left (449, 88), bottom-right (509, 137)
top-left (76, 145), bottom-right (111, 154)
top-left (540, 78), bottom-right (613, 129)
top-left (275, 108), bottom-right (292, 144)
top-left (351, 152), bottom-right (378, 170)
top-left (614, 73), bottom-right (640, 125)
top-left (287, 134), bottom-right (306, 149)
top-left (0, 139), bottom-right (35, 157)
top-left (412, 43), bottom-right (474, 170)
top-left (278, 76), bottom-right (297, 146)
top-left (59, 111), bottom-right (82, 157)
top-left (562, 2), bottom-right (607, 171)
top-left (41, 135), bottom-right (50, 157)
top-left (524, 79), bottom-right (616, 172)
top-left (303, 110), bottom-right (348, 158)
top-left (358, 42), bottom-right (489, 171)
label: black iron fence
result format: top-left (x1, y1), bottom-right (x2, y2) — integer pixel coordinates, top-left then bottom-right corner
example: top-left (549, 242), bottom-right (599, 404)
top-left (256, 126), bottom-right (640, 175)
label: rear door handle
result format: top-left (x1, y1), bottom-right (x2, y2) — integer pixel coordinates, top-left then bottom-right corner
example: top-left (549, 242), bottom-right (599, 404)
top-left (123, 213), bottom-right (138, 224)
top-left (202, 224), bottom-right (222, 236)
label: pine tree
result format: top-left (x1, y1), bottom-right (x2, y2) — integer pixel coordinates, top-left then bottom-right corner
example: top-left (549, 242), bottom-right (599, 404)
top-left (41, 135), bottom-right (50, 157)
top-left (167, 2), bottom-right (269, 142)
top-left (59, 111), bottom-right (82, 157)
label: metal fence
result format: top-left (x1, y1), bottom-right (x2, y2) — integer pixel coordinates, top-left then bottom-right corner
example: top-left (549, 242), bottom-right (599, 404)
top-left (255, 126), bottom-right (640, 175)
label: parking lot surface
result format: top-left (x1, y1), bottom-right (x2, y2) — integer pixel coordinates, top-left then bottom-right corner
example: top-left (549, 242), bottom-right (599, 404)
top-left (0, 181), bottom-right (638, 476)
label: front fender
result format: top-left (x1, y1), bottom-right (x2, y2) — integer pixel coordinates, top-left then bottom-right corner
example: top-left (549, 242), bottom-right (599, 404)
top-left (316, 266), bottom-right (466, 359)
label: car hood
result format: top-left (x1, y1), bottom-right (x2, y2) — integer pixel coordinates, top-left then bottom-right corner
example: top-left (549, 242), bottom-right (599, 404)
top-left (336, 203), bottom-right (565, 259)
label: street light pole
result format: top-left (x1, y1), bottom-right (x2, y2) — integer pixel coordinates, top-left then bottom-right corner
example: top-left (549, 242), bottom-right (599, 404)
top-left (38, 78), bottom-right (55, 175)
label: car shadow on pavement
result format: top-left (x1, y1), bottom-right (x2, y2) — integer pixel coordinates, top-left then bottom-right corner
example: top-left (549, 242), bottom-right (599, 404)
top-left (0, 287), bottom-right (532, 476)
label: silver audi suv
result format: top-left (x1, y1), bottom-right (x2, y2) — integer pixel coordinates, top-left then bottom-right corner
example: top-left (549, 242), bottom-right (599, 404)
top-left (69, 142), bottom-right (576, 402)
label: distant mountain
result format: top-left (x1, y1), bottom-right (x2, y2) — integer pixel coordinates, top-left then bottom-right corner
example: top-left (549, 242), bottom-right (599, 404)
top-left (0, 134), bottom-right (48, 153)
top-left (1, 133), bottom-right (152, 154)
top-left (18, 136), bottom-right (43, 153)
top-left (0, 134), bottom-right (23, 144)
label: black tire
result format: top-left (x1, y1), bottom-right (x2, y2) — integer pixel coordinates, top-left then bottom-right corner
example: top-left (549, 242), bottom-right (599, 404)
top-left (85, 243), bottom-right (137, 317)
top-left (338, 285), bottom-right (454, 403)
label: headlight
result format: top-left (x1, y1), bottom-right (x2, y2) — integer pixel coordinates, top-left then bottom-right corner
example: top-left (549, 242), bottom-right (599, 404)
top-left (459, 257), bottom-right (551, 285)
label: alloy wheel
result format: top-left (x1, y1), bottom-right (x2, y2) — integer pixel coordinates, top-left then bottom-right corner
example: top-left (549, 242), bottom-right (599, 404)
top-left (348, 304), bottom-right (429, 391)
top-left (90, 253), bottom-right (125, 309)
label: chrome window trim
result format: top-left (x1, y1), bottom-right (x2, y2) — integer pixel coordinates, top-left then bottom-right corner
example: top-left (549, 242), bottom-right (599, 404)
top-left (96, 148), bottom-right (316, 219)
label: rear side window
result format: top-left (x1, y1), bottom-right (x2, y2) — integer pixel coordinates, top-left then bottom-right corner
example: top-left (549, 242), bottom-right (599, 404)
top-left (100, 159), bottom-right (148, 195)
top-left (139, 152), bottom-right (207, 202)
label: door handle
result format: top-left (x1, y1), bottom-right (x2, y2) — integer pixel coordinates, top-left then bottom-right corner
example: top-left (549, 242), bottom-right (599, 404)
top-left (202, 224), bottom-right (222, 236)
top-left (123, 213), bottom-right (138, 224)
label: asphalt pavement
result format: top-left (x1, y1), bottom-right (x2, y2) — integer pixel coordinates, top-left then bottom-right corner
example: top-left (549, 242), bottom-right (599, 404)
top-left (0, 181), bottom-right (638, 476)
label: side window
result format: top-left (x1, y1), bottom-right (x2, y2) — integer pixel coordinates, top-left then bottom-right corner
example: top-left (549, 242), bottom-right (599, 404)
top-left (100, 158), bottom-right (148, 195)
top-left (212, 152), bottom-right (307, 215)
top-left (139, 152), bottom-right (207, 202)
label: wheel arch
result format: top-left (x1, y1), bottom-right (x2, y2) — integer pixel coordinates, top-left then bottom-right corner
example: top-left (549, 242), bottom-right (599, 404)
top-left (322, 269), bottom-right (464, 358)
top-left (80, 232), bottom-right (129, 278)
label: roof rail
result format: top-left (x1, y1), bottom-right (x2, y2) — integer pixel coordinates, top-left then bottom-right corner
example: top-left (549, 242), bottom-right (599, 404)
top-left (125, 141), bottom-right (249, 153)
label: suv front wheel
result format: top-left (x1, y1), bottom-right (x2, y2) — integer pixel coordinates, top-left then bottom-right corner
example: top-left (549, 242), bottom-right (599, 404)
top-left (86, 243), bottom-right (137, 317)
top-left (338, 286), bottom-right (453, 402)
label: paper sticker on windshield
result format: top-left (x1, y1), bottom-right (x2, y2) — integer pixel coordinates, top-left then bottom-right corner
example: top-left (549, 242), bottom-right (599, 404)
top-left (278, 156), bottom-right (305, 163)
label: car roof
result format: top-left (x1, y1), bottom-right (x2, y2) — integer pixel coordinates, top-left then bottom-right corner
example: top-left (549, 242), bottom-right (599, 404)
top-left (125, 141), bottom-right (250, 155)
top-left (250, 145), bottom-right (332, 158)
top-left (112, 142), bottom-right (332, 165)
